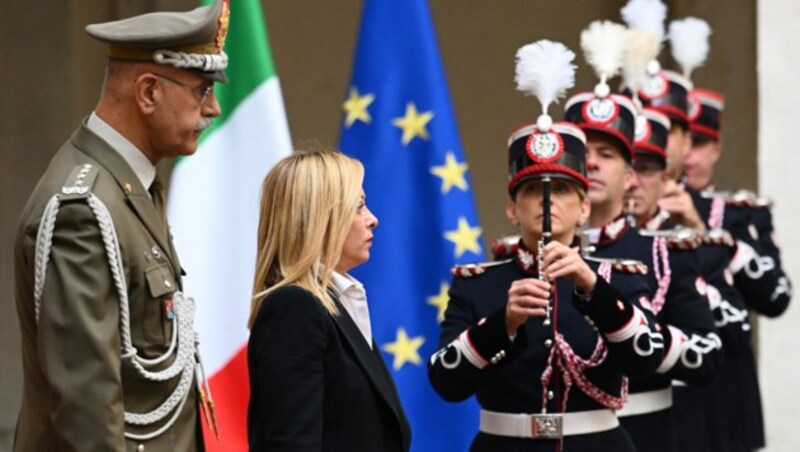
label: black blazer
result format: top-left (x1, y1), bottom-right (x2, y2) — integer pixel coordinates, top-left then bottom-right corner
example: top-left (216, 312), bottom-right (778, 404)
top-left (248, 285), bottom-right (411, 451)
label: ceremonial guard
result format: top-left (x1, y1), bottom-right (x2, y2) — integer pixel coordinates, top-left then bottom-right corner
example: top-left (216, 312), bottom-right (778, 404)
top-left (627, 106), bottom-right (752, 452)
top-left (428, 40), bottom-right (664, 451)
top-left (561, 15), bottom-right (722, 452)
top-left (685, 89), bottom-right (791, 318)
top-left (683, 87), bottom-right (788, 452)
top-left (626, 10), bottom-right (791, 450)
top-left (13, 2), bottom-right (229, 450)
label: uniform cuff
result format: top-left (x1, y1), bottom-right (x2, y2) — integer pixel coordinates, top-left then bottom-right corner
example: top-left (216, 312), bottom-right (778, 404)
top-left (573, 277), bottom-right (635, 333)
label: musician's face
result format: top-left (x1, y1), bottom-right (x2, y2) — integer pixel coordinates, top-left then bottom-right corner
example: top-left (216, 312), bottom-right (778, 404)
top-left (507, 178), bottom-right (590, 245)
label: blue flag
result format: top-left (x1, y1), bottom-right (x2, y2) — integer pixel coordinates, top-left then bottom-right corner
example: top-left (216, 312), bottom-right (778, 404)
top-left (339, 1), bottom-right (484, 450)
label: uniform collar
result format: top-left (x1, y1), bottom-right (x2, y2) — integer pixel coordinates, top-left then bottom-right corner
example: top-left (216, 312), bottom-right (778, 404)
top-left (643, 208), bottom-right (672, 231)
top-left (87, 112), bottom-right (156, 192)
top-left (585, 215), bottom-right (629, 245)
top-left (514, 240), bottom-right (539, 275)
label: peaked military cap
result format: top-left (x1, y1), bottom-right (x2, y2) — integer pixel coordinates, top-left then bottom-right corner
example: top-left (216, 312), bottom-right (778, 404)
top-left (688, 88), bottom-right (724, 142)
top-left (626, 69), bottom-right (692, 130)
top-left (86, 0), bottom-right (230, 82)
top-left (634, 107), bottom-right (671, 168)
top-left (564, 92), bottom-right (638, 163)
top-left (508, 122), bottom-right (589, 194)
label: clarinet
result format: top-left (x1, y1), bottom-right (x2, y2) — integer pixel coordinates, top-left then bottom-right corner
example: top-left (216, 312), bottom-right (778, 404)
top-left (540, 176), bottom-right (553, 328)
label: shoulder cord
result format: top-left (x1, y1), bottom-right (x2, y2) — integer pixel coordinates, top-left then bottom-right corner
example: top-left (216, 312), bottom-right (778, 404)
top-left (33, 194), bottom-right (198, 440)
top-left (709, 197), bottom-right (726, 230)
top-left (650, 237), bottom-right (671, 315)
top-left (539, 263), bottom-right (628, 412)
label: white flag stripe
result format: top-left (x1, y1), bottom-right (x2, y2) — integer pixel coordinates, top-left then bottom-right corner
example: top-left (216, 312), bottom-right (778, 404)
top-left (168, 77), bottom-right (292, 373)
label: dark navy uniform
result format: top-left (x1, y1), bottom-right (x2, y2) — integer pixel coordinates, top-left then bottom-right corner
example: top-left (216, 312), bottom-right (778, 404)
top-left (643, 210), bottom-right (752, 452)
top-left (428, 243), bottom-right (664, 451)
top-left (689, 189), bottom-right (791, 451)
top-left (691, 189), bottom-right (791, 317)
top-left (586, 216), bottom-right (722, 452)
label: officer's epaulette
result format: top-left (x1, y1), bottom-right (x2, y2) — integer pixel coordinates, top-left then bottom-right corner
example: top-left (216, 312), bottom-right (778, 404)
top-left (491, 234), bottom-right (521, 259)
top-left (583, 256), bottom-right (649, 275)
top-left (699, 228), bottom-right (735, 247)
top-left (451, 259), bottom-right (511, 278)
top-left (60, 163), bottom-right (99, 201)
top-left (702, 189), bottom-right (772, 209)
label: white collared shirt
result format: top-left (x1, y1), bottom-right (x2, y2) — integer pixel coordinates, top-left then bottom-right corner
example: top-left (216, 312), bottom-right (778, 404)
top-left (86, 112), bottom-right (156, 193)
top-left (331, 271), bottom-right (373, 349)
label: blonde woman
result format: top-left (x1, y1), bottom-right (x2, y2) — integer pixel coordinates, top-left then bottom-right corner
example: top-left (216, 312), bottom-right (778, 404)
top-left (247, 150), bottom-right (411, 451)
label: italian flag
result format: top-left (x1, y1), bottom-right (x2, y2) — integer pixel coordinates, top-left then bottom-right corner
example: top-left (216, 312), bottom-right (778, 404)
top-left (167, 0), bottom-right (292, 449)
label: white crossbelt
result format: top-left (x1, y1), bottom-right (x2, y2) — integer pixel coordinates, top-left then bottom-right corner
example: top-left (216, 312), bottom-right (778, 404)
top-left (616, 387), bottom-right (673, 417)
top-left (480, 409), bottom-right (619, 439)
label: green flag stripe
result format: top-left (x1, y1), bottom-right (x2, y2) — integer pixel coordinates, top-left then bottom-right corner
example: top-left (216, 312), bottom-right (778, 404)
top-left (199, 0), bottom-right (278, 140)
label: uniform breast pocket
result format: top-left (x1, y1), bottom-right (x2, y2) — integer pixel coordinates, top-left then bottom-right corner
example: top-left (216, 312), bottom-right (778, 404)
top-left (143, 263), bottom-right (177, 345)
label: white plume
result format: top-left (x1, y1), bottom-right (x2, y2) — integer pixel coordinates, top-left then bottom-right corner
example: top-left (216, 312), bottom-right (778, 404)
top-left (622, 29), bottom-right (661, 93)
top-left (515, 40), bottom-right (577, 113)
top-left (669, 17), bottom-right (711, 79)
top-left (581, 20), bottom-right (630, 81)
top-left (620, 0), bottom-right (667, 42)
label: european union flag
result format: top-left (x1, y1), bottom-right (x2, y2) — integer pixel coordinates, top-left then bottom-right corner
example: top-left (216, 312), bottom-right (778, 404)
top-left (338, 0), bottom-right (484, 450)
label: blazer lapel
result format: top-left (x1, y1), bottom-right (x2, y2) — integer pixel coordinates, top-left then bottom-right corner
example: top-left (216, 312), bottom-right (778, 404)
top-left (71, 124), bottom-right (178, 272)
top-left (329, 296), bottom-right (405, 424)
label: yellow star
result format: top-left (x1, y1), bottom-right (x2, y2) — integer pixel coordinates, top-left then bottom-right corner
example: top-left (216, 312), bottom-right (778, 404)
top-left (342, 87), bottom-right (375, 127)
top-left (392, 102), bottom-right (434, 145)
top-left (431, 152), bottom-right (469, 193)
top-left (427, 281), bottom-right (451, 323)
top-left (382, 328), bottom-right (425, 370)
top-left (444, 217), bottom-right (483, 258)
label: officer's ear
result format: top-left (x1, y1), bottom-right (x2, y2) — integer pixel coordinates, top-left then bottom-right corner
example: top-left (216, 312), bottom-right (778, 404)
top-left (133, 73), bottom-right (161, 114)
top-left (505, 199), bottom-right (518, 227)
top-left (578, 195), bottom-right (591, 225)
top-left (623, 164), bottom-right (635, 192)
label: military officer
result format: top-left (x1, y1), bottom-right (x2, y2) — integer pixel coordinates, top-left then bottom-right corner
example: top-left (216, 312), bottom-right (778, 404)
top-left (563, 69), bottom-right (722, 452)
top-left (13, 1), bottom-right (229, 451)
top-left (428, 40), bottom-right (664, 451)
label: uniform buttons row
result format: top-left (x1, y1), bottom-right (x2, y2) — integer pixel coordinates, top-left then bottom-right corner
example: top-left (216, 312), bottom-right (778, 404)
top-left (489, 349), bottom-right (507, 365)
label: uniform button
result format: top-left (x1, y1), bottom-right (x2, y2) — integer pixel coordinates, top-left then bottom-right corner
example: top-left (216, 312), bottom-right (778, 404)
top-left (547, 390), bottom-right (554, 400)
top-left (164, 280), bottom-right (172, 288)
top-left (137, 444), bottom-right (145, 452)
top-left (544, 339), bottom-right (553, 349)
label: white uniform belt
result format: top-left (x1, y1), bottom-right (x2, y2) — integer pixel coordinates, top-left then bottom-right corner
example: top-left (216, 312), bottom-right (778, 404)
top-left (479, 409), bottom-right (619, 439)
top-left (616, 387), bottom-right (673, 417)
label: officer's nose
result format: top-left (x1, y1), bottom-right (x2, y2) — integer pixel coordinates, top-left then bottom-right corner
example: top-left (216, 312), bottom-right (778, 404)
top-left (203, 90), bottom-right (222, 118)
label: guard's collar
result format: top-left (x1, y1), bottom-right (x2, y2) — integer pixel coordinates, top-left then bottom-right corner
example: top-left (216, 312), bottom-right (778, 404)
top-left (585, 215), bottom-right (628, 245)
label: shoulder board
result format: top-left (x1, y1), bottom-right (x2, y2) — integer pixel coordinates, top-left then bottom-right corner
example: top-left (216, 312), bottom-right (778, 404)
top-left (703, 189), bottom-right (772, 209)
top-left (491, 234), bottom-right (521, 258)
top-left (451, 259), bottom-right (511, 278)
top-left (60, 163), bottom-right (99, 201)
top-left (584, 256), bottom-right (649, 275)
top-left (639, 228), bottom-right (702, 250)
top-left (699, 228), bottom-right (735, 247)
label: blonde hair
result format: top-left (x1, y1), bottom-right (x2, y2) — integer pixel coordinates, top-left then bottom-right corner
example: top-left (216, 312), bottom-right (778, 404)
top-left (248, 149), bottom-right (364, 329)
